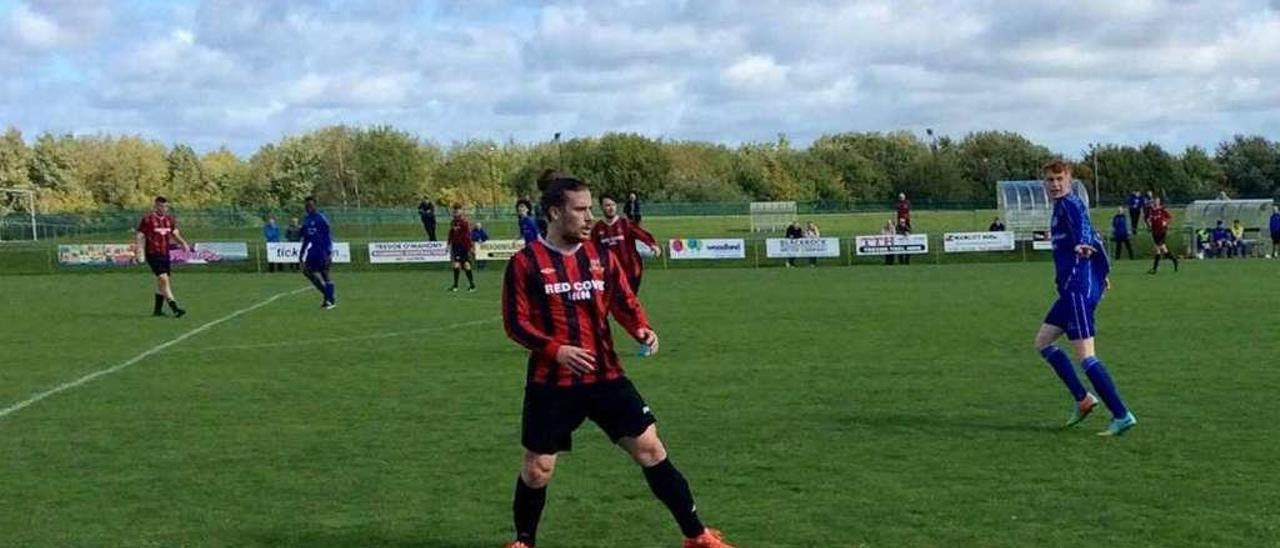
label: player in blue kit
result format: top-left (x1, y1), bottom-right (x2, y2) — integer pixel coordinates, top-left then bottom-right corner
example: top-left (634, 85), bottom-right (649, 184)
top-left (1033, 160), bottom-right (1136, 436)
top-left (299, 196), bottom-right (337, 309)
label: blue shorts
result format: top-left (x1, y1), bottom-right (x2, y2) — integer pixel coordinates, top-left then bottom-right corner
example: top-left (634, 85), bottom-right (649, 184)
top-left (1044, 292), bottom-right (1098, 340)
top-left (302, 248), bottom-right (331, 272)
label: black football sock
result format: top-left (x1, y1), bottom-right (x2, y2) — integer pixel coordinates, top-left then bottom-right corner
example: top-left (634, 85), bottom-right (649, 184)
top-left (642, 458), bottom-right (705, 538)
top-left (1168, 253), bottom-right (1179, 270)
top-left (167, 299), bottom-right (181, 312)
top-left (465, 269), bottom-right (474, 287)
top-left (452, 269), bottom-right (460, 288)
top-left (513, 476), bottom-right (547, 546)
top-left (1151, 255), bottom-right (1160, 271)
top-left (153, 294), bottom-right (165, 314)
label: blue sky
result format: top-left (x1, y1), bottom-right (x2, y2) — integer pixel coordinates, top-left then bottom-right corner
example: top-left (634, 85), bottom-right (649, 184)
top-left (3, 0), bottom-right (1280, 157)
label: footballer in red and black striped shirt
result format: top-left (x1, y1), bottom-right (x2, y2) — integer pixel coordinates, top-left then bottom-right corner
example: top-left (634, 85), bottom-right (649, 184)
top-left (500, 176), bottom-right (734, 548)
top-left (591, 195), bottom-right (661, 294)
top-left (134, 196), bottom-right (190, 318)
top-left (447, 204), bottom-right (476, 292)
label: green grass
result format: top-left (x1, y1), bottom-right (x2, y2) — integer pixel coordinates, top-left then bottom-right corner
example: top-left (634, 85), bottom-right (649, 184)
top-left (2, 259), bottom-right (1277, 547)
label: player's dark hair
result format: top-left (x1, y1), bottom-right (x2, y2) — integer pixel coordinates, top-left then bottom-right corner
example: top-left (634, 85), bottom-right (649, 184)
top-left (305, 196), bottom-right (316, 203)
top-left (599, 194), bottom-right (618, 204)
top-left (540, 175), bottom-right (589, 219)
top-left (452, 203), bottom-right (463, 210)
top-left (536, 168), bottom-right (562, 192)
top-left (154, 196), bottom-right (168, 204)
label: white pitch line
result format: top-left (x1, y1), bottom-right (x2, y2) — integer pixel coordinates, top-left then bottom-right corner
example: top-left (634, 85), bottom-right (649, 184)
top-left (187, 316), bottom-right (502, 352)
top-left (0, 286), bottom-right (309, 420)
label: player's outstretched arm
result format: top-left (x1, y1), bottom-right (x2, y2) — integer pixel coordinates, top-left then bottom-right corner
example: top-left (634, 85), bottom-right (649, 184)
top-left (631, 223), bottom-right (660, 255)
top-left (172, 229), bottom-right (191, 252)
top-left (604, 252), bottom-right (651, 342)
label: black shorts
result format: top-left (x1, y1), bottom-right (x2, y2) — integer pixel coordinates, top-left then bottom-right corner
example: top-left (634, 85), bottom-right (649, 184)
top-left (145, 252), bottom-right (171, 276)
top-left (1272, 234), bottom-right (1280, 246)
top-left (451, 248), bottom-right (471, 264)
top-left (521, 377), bottom-right (656, 455)
top-left (1152, 233), bottom-right (1167, 246)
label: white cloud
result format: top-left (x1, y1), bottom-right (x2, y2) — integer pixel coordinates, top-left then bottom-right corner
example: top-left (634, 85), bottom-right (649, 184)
top-left (3, 0), bottom-right (1280, 156)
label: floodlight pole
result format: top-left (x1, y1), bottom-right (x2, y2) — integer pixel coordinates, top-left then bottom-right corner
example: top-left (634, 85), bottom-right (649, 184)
top-left (1090, 143), bottom-right (1101, 207)
top-left (29, 191), bottom-right (36, 241)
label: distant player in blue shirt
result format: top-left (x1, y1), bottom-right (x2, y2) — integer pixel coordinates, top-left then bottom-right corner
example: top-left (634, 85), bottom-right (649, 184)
top-left (1034, 160), bottom-right (1136, 437)
top-left (1270, 205), bottom-right (1280, 258)
top-left (1110, 206), bottom-right (1133, 260)
top-left (516, 201), bottom-right (539, 244)
top-left (300, 196), bottom-right (337, 309)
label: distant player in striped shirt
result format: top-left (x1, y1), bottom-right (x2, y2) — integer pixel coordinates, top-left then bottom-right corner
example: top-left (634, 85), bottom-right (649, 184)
top-left (135, 196), bottom-right (190, 317)
top-left (500, 176), bottom-right (733, 548)
top-left (1035, 160), bottom-right (1136, 436)
top-left (591, 194), bottom-right (661, 294)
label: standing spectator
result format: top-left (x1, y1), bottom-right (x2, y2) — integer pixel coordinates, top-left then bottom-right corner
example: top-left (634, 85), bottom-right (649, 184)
top-left (1111, 207), bottom-right (1133, 260)
top-left (881, 220), bottom-right (897, 266)
top-left (784, 220), bottom-right (803, 268)
top-left (418, 198), bottom-right (437, 241)
top-left (895, 217), bottom-right (912, 265)
top-left (471, 222), bottom-right (491, 270)
top-left (624, 192), bottom-right (643, 224)
top-left (516, 201), bottom-right (539, 244)
top-left (285, 217), bottom-right (302, 271)
top-left (1126, 191), bottom-right (1143, 234)
top-left (804, 221), bottom-right (820, 267)
top-left (895, 193), bottom-right (912, 230)
top-left (1270, 205), bottom-right (1280, 259)
top-left (263, 216), bottom-right (282, 272)
top-left (988, 217), bottom-right (1006, 231)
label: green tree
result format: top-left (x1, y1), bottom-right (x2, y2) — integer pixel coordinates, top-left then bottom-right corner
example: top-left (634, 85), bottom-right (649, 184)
top-left (1215, 135), bottom-right (1280, 197)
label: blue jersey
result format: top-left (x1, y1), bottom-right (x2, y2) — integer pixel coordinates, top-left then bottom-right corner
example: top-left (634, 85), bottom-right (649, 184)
top-left (1270, 213), bottom-right (1280, 235)
top-left (1126, 194), bottom-right (1141, 209)
top-left (300, 211), bottom-right (332, 260)
top-left (518, 216), bottom-right (539, 244)
top-left (1110, 214), bottom-right (1129, 239)
top-left (1051, 193), bottom-right (1109, 296)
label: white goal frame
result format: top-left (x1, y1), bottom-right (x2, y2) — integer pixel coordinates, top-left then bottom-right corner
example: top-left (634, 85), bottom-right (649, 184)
top-left (0, 187), bottom-right (38, 242)
top-left (750, 201), bottom-right (797, 232)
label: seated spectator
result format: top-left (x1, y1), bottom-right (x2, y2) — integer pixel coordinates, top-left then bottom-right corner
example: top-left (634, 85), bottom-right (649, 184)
top-left (988, 217), bottom-right (1006, 232)
top-left (1230, 219), bottom-right (1247, 258)
top-left (1210, 221), bottom-right (1230, 258)
top-left (1195, 227), bottom-right (1211, 259)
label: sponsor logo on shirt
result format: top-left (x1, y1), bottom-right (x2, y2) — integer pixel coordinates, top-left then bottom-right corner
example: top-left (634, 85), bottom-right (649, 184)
top-left (544, 279), bottom-right (606, 301)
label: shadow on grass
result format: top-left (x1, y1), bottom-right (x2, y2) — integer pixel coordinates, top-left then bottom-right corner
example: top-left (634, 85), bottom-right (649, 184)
top-left (242, 530), bottom-right (600, 548)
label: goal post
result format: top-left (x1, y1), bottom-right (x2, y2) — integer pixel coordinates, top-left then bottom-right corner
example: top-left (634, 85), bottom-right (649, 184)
top-left (750, 201), bottom-right (797, 232)
top-left (0, 187), bottom-right (38, 242)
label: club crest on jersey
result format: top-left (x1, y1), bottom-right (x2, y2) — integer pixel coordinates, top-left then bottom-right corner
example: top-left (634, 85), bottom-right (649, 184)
top-left (544, 279), bottom-right (606, 301)
top-left (540, 267), bottom-right (557, 275)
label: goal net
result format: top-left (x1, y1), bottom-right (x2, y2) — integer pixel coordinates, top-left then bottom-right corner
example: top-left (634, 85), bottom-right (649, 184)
top-left (0, 187), bottom-right (38, 242)
top-left (750, 201), bottom-right (797, 232)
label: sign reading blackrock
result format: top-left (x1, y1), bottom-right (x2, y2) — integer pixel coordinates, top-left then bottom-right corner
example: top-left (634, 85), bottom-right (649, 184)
top-left (855, 234), bottom-right (930, 256)
top-left (475, 239), bottom-right (525, 261)
top-left (668, 238), bottom-right (746, 260)
top-left (267, 242), bottom-right (353, 263)
top-left (367, 241), bottom-right (448, 263)
top-left (765, 237), bottom-right (841, 258)
top-left (943, 231), bottom-right (1015, 253)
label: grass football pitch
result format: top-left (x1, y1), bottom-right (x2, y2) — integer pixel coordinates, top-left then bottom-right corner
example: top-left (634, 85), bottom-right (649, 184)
top-left (1, 259), bottom-right (1277, 547)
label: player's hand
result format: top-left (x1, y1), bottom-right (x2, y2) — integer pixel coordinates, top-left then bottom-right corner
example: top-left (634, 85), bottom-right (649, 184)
top-left (555, 345), bottom-right (596, 375)
top-left (1104, 277), bottom-right (1113, 291)
top-left (651, 245), bottom-right (662, 257)
top-left (1074, 244), bottom-right (1096, 257)
top-left (636, 328), bottom-right (659, 356)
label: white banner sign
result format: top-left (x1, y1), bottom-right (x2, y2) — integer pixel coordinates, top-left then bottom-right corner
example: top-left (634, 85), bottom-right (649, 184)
top-left (854, 234), bottom-right (930, 256)
top-left (668, 238), bottom-right (747, 260)
top-left (367, 241), bottom-right (449, 263)
top-left (943, 231), bottom-right (1015, 253)
top-left (1033, 240), bottom-right (1054, 251)
top-left (765, 237), bottom-right (841, 258)
top-left (267, 242), bottom-right (352, 263)
top-left (475, 239), bottom-right (525, 261)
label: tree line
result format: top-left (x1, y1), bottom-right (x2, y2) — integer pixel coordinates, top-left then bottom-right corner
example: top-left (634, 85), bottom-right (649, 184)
top-left (1, 125), bottom-right (1278, 215)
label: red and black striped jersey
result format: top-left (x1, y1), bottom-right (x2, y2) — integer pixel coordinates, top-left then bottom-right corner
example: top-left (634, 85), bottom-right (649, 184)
top-left (502, 239), bottom-right (650, 388)
top-left (448, 216), bottom-right (472, 250)
top-left (590, 217), bottom-right (656, 281)
top-left (1150, 208), bottom-right (1172, 235)
top-left (136, 213), bottom-right (177, 255)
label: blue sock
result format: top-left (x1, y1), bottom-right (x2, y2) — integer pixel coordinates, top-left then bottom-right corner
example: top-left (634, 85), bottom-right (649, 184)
top-left (1040, 346), bottom-right (1087, 401)
top-left (324, 281), bottom-right (335, 303)
top-left (1082, 357), bottom-right (1129, 419)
